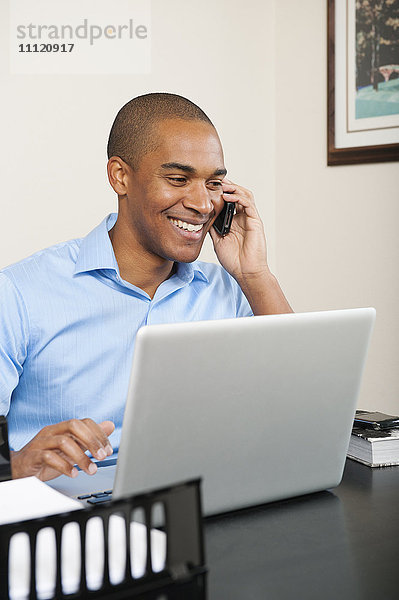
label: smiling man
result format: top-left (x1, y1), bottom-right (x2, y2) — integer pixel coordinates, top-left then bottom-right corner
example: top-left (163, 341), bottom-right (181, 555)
top-left (0, 93), bottom-right (292, 481)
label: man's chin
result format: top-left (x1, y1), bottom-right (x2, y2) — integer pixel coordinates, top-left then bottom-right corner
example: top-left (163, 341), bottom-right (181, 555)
top-left (172, 250), bottom-right (202, 264)
top-left (166, 243), bottom-right (203, 264)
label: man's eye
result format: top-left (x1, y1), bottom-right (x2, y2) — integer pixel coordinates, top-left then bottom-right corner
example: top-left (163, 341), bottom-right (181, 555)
top-left (208, 180), bottom-right (223, 188)
top-left (167, 177), bottom-right (187, 185)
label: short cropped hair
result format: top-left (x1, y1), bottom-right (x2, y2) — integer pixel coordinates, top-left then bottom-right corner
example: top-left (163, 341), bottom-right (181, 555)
top-left (107, 92), bottom-right (214, 169)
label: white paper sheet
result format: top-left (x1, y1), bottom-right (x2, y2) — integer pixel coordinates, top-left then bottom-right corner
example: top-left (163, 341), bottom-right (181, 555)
top-left (0, 477), bottom-right (82, 524)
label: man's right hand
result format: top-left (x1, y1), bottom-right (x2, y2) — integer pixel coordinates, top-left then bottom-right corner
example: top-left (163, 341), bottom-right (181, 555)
top-left (10, 418), bottom-right (115, 482)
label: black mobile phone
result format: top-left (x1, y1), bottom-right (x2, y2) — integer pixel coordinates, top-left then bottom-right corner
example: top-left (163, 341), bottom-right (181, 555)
top-left (353, 410), bottom-right (399, 430)
top-left (213, 201), bottom-right (235, 236)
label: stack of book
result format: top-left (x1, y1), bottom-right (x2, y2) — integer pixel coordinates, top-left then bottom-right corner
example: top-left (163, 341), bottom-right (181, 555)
top-left (347, 426), bottom-right (399, 468)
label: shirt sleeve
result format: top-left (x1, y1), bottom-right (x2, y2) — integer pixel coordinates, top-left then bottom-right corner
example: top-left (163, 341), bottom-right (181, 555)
top-left (0, 273), bottom-right (29, 416)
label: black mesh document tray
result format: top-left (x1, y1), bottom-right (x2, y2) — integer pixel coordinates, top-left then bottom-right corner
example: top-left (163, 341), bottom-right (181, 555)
top-left (0, 478), bottom-right (206, 600)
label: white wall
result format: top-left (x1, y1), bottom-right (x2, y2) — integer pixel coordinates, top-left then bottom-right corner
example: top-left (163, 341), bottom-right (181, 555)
top-left (1, 0), bottom-right (398, 414)
top-left (274, 1), bottom-right (399, 414)
top-left (0, 0), bottom-right (275, 269)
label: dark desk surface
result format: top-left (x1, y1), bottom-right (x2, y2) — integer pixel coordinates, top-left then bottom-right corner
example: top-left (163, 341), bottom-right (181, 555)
top-left (204, 460), bottom-right (399, 600)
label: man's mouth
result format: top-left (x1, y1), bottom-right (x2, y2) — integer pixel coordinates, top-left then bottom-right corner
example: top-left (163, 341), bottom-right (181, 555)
top-left (168, 218), bottom-right (204, 233)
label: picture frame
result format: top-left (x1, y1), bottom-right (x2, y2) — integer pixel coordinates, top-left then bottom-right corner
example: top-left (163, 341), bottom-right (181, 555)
top-left (327, 0), bottom-right (399, 165)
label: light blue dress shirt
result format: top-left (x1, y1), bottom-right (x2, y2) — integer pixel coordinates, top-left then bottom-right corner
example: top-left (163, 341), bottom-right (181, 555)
top-left (0, 213), bottom-right (252, 451)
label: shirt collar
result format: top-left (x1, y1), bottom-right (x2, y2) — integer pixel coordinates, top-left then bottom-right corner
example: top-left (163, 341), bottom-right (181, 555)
top-left (174, 261), bottom-right (209, 284)
top-left (74, 213), bottom-right (210, 283)
top-left (74, 213), bottom-right (119, 275)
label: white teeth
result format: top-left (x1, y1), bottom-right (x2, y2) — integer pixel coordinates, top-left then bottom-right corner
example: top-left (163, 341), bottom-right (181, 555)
top-left (170, 218), bottom-right (203, 233)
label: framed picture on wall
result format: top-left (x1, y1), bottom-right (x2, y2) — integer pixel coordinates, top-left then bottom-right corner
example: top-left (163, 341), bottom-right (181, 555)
top-left (328, 0), bottom-right (399, 165)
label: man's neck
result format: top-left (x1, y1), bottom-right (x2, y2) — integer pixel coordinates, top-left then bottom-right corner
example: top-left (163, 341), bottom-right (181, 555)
top-left (108, 221), bottom-right (175, 299)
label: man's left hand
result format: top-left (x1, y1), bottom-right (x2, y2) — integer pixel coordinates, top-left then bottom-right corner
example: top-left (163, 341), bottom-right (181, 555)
top-left (209, 178), bottom-right (269, 283)
top-left (209, 178), bottom-right (292, 316)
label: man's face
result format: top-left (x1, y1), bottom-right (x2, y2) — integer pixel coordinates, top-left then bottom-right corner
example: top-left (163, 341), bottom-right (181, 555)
top-left (120, 118), bottom-right (226, 264)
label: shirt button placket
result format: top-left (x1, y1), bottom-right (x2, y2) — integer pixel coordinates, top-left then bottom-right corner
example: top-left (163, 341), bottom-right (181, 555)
top-left (144, 299), bottom-right (153, 325)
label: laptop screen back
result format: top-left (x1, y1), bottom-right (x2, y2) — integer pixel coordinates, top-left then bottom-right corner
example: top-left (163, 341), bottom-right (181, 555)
top-left (113, 308), bottom-right (375, 515)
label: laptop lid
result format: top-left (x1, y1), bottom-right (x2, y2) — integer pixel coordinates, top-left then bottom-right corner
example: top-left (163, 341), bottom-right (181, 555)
top-left (112, 308), bottom-right (375, 515)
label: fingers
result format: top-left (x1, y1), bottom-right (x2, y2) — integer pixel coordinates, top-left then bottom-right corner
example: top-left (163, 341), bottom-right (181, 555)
top-left (42, 418), bottom-right (115, 478)
top-left (99, 420), bottom-right (116, 438)
top-left (221, 179), bottom-right (261, 221)
top-left (49, 434), bottom-right (100, 476)
top-left (11, 447), bottom-right (78, 481)
top-left (11, 418), bottom-right (116, 481)
top-left (57, 418), bottom-right (114, 460)
top-left (209, 226), bottom-right (220, 245)
top-left (38, 448), bottom-right (79, 480)
top-left (221, 179), bottom-right (239, 205)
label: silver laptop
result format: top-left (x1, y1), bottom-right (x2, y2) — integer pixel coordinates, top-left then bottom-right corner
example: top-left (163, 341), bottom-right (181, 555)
top-left (49, 308), bottom-right (375, 516)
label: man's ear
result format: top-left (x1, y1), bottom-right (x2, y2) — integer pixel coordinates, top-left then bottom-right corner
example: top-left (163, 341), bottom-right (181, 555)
top-left (107, 157), bottom-right (132, 196)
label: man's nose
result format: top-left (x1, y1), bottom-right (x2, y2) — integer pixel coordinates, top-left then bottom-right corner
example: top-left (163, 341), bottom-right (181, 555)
top-left (183, 182), bottom-right (214, 215)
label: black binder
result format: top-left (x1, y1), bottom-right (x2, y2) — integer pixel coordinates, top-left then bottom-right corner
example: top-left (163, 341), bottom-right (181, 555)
top-left (0, 478), bottom-right (206, 600)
